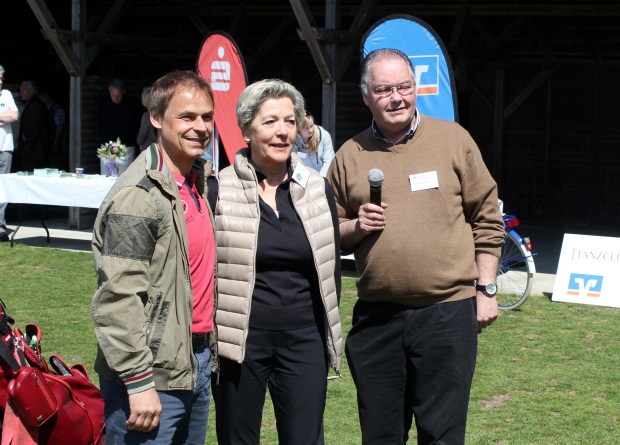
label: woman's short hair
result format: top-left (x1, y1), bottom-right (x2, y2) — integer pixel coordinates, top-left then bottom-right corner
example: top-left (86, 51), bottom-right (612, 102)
top-left (236, 79), bottom-right (305, 134)
top-left (360, 48), bottom-right (416, 95)
top-left (148, 70), bottom-right (213, 118)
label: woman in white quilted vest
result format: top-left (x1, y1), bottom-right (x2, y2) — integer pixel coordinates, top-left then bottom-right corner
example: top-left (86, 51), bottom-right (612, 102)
top-left (212, 79), bottom-right (343, 445)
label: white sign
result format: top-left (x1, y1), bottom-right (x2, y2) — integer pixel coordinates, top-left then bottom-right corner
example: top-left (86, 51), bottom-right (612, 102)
top-left (552, 234), bottom-right (620, 308)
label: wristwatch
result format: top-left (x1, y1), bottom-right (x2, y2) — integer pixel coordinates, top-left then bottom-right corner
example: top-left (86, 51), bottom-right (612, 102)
top-left (475, 282), bottom-right (498, 297)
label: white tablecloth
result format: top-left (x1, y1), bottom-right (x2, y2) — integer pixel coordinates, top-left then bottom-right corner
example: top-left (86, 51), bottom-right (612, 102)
top-left (0, 174), bottom-right (116, 209)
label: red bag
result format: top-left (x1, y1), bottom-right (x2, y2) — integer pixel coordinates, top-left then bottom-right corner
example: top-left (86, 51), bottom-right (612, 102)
top-left (7, 368), bottom-right (57, 427)
top-left (0, 301), bottom-right (105, 445)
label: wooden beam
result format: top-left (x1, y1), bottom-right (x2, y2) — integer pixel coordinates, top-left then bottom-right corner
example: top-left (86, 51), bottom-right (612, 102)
top-left (289, 0), bottom-right (334, 82)
top-left (189, 16), bottom-right (210, 37)
top-left (469, 16), bottom-right (528, 79)
top-left (483, 59), bottom-right (620, 71)
top-left (322, 0), bottom-right (339, 138)
top-left (228, 3), bottom-right (245, 36)
top-left (337, 0), bottom-right (377, 80)
top-left (112, 4), bottom-right (620, 18)
top-left (85, 0), bottom-right (129, 68)
top-left (26, 0), bottom-right (81, 76)
top-left (575, 19), bottom-right (602, 62)
top-left (246, 17), bottom-right (295, 71)
top-left (296, 27), bottom-right (359, 44)
top-left (55, 29), bottom-right (193, 48)
top-left (527, 18), bottom-right (555, 62)
top-left (449, 3), bottom-right (470, 53)
top-left (503, 69), bottom-right (553, 120)
top-left (469, 81), bottom-right (494, 118)
top-left (493, 69), bottom-right (505, 183)
top-left (68, 0), bottom-right (85, 228)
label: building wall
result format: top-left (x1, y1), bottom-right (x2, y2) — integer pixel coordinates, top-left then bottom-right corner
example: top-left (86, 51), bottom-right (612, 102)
top-left (467, 69), bottom-right (620, 228)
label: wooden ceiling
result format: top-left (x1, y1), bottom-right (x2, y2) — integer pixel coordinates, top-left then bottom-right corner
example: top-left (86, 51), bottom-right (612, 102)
top-left (4, 1), bottom-right (620, 227)
top-left (5, 0), bottom-right (620, 90)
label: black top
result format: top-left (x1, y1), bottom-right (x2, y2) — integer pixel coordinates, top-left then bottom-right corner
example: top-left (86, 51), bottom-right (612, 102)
top-left (98, 94), bottom-right (144, 147)
top-left (210, 162), bottom-right (341, 331)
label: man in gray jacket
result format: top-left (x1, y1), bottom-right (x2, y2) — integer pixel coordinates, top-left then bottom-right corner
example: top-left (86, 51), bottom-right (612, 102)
top-left (91, 70), bottom-right (217, 444)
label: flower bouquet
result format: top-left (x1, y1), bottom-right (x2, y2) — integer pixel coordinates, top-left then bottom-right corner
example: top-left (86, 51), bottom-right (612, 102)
top-left (97, 138), bottom-right (128, 177)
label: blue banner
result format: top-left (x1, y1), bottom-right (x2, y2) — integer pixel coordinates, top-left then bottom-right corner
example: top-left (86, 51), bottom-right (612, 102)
top-left (362, 15), bottom-right (458, 122)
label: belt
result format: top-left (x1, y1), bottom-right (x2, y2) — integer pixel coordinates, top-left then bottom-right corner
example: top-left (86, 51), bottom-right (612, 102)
top-left (191, 333), bottom-right (208, 350)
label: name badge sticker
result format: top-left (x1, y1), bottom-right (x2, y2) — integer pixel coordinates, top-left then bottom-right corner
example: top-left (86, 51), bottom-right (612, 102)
top-left (297, 151), bottom-right (307, 159)
top-left (409, 171), bottom-right (439, 192)
top-left (292, 162), bottom-right (310, 188)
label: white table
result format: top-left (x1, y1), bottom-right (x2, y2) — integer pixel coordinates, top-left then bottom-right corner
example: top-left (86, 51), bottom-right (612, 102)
top-left (0, 173), bottom-right (116, 208)
top-left (0, 174), bottom-right (116, 246)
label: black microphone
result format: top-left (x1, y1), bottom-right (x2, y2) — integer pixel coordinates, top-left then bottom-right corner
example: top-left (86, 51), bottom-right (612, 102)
top-left (368, 169), bottom-right (384, 205)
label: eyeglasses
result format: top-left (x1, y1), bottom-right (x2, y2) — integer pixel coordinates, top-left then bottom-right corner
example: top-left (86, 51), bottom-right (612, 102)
top-left (369, 83), bottom-right (415, 98)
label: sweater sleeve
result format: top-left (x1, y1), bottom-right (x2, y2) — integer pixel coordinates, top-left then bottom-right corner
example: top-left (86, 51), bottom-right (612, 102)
top-left (461, 135), bottom-right (505, 257)
top-left (91, 184), bottom-right (160, 394)
top-left (326, 141), bottom-right (354, 223)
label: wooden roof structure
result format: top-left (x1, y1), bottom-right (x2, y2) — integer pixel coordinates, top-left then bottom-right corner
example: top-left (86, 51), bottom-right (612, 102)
top-left (4, 0), bottom-right (620, 227)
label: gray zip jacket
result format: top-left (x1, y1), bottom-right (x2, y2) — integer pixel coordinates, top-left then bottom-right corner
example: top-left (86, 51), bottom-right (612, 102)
top-left (91, 144), bottom-right (218, 394)
top-left (215, 149), bottom-right (342, 372)
top-left (292, 125), bottom-right (335, 177)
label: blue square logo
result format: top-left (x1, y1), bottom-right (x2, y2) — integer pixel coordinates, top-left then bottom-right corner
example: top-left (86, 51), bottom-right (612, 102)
top-left (567, 273), bottom-right (603, 298)
top-left (410, 55), bottom-right (439, 95)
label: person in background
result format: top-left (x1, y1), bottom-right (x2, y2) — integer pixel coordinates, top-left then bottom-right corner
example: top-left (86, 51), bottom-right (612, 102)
top-left (99, 78), bottom-right (144, 148)
top-left (137, 86), bottom-right (157, 152)
top-left (17, 80), bottom-right (49, 171)
top-left (327, 48), bottom-right (505, 444)
top-left (39, 91), bottom-right (68, 170)
top-left (212, 79), bottom-right (342, 445)
top-left (10, 91), bottom-right (24, 153)
top-left (0, 65), bottom-right (19, 242)
top-left (91, 70), bottom-right (218, 444)
top-left (292, 111), bottom-right (334, 177)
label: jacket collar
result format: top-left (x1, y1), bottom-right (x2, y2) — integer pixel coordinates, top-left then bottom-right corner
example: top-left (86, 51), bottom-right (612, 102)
top-left (143, 143), bottom-right (211, 195)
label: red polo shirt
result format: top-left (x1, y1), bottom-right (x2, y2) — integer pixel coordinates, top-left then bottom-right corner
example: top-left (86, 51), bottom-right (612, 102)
top-left (173, 170), bottom-right (215, 334)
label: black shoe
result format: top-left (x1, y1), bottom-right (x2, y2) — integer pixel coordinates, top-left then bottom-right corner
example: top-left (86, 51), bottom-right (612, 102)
top-left (0, 233), bottom-right (9, 242)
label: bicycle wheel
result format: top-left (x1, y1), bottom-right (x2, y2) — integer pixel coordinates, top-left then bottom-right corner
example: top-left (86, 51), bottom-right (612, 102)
top-left (496, 230), bottom-right (535, 310)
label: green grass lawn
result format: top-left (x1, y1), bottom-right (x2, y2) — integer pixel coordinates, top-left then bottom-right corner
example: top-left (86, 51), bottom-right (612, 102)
top-left (1, 243), bottom-right (618, 444)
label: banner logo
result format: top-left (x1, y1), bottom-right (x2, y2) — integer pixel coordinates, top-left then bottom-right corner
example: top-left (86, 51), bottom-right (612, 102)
top-left (197, 31), bottom-right (248, 166)
top-left (410, 55), bottom-right (439, 95)
top-left (211, 47), bottom-right (231, 92)
top-left (566, 273), bottom-right (603, 298)
top-left (361, 15), bottom-right (458, 122)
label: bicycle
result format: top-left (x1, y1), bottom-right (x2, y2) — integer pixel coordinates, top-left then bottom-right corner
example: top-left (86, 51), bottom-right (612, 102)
top-left (496, 212), bottom-right (537, 310)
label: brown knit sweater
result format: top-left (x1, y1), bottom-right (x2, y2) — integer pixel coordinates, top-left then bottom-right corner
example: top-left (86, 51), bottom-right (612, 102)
top-left (327, 114), bottom-right (505, 306)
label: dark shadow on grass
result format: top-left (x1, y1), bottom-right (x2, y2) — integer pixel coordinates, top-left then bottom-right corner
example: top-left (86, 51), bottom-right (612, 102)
top-left (10, 236), bottom-right (92, 252)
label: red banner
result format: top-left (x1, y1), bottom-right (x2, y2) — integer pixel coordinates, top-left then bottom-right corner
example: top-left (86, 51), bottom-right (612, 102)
top-left (197, 31), bottom-right (248, 165)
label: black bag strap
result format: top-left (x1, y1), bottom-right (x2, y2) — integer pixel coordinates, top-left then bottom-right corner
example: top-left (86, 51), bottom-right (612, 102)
top-left (0, 297), bottom-right (12, 336)
top-left (0, 337), bottom-right (21, 372)
top-left (0, 299), bottom-right (28, 371)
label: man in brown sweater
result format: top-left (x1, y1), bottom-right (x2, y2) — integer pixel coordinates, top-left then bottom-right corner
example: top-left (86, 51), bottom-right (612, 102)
top-left (327, 48), bottom-right (505, 444)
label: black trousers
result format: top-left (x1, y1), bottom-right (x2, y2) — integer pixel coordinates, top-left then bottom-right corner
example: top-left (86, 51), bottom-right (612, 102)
top-left (346, 298), bottom-right (478, 445)
top-left (213, 325), bottom-right (328, 445)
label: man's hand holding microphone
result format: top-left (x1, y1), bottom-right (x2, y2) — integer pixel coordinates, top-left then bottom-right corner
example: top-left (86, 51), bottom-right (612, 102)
top-left (358, 168), bottom-right (388, 232)
top-left (340, 169), bottom-right (388, 249)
